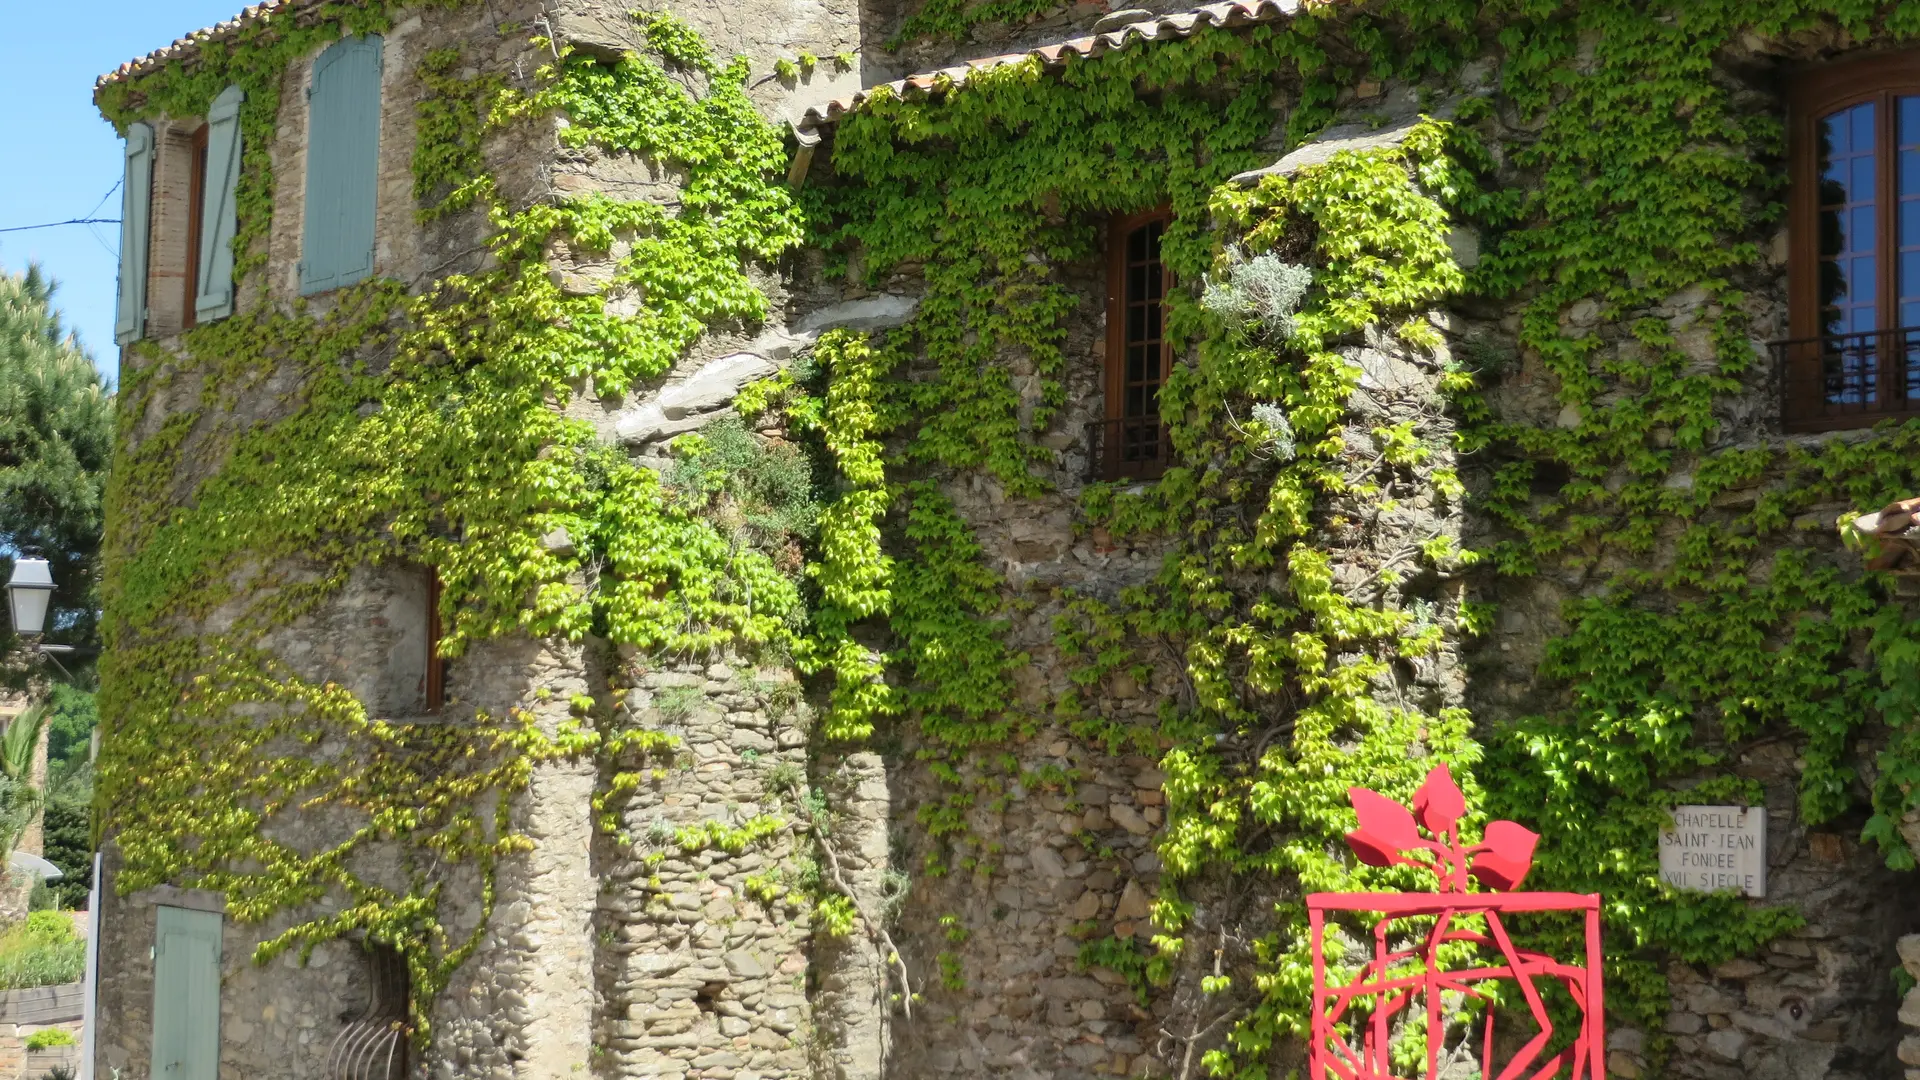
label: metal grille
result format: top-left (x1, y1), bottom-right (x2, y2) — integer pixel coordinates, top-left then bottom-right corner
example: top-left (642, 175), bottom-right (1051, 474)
top-left (1085, 417), bottom-right (1171, 481)
top-left (1775, 326), bottom-right (1920, 431)
top-left (326, 944), bottom-right (408, 1080)
top-left (1098, 214), bottom-right (1174, 480)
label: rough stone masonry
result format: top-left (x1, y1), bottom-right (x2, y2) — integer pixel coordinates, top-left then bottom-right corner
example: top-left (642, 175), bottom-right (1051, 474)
top-left (89, 0), bottom-right (1920, 1078)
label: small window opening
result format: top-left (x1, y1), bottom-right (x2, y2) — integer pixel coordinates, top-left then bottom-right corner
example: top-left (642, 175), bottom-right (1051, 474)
top-left (326, 941), bottom-right (409, 1080)
top-left (1092, 210), bottom-right (1174, 480)
top-left (425, 570), bottom-right (447, 712)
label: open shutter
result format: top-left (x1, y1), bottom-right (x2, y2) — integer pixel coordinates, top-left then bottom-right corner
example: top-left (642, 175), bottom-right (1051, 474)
top-left (300, 35), bottom-right (383, 295)
top-left (150, 906), bottom-right (222, 1080)
top-left (114, 122), bottom-right (154, 345)
top-left (195, 85), bottom-right (244, 322)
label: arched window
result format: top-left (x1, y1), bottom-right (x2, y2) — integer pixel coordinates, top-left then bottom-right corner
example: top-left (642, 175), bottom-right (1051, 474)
top-left (326, 940), bottom-right (409, 1080)
top-left (1784, 53), bottom-right (1920, 431)
top-left (1097, 210), bottom-right (1174, 479)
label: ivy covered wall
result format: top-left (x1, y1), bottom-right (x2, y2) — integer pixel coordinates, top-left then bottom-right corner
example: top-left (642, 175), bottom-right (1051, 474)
top-left (88, 0), bottom-right (1920, 1077)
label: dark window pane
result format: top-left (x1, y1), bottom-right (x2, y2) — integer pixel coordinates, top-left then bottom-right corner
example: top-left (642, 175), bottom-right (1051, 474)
top-left (1147, 268), bottom-right (1163, 301)
top-left (1128, 345), bottom-right (1146, 383)
top-left (1145, 304), bottom-right (1161, 342)
top-left (1128, 304), bottom-right (1146, 342)
top-left (1126, 385), bottom-right (1146, 416)
top-left (1128, 265), bottom-right (1148, 303)
top-left (1128, 226), bottom-right (1147, 263)
top-left (1854, 256), bottom-right (1877, 304)
top-left (1819, 102), bottom-right (1878, 340)
top-left (1903, 102), bottom-right (1920, 344)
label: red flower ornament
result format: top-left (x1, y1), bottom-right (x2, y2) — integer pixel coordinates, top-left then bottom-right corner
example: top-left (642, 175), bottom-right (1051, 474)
top-left (1343, 764), bottom-right (1537, 893)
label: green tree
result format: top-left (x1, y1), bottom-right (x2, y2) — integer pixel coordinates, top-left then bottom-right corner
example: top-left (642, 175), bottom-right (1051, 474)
top-left (42, 684), bottom-right (95, 774)
top-left (0, 265), bottom-right (112, 656)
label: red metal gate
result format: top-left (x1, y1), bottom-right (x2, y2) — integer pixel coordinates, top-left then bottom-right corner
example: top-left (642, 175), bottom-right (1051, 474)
top-left (1308, 765), bottom-right (1605, 1080)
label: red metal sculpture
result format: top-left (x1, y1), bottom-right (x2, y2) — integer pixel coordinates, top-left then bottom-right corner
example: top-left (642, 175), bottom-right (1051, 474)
top-left (1309, 764), bottom-right (1605, 1080)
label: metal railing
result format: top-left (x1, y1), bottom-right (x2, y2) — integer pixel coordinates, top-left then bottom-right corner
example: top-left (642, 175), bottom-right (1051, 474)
top-left (1775, 326), bottom-right (1920, 432)
top-left (1084, 416), bottom-right (1172, 482)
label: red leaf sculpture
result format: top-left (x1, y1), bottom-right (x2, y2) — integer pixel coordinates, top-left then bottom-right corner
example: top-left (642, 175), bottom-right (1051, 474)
top-left (1347, 787), bottom-right (1422, 867)
top-left (1346, 829), bottom-right (1402, 868)
top-left (1413, 763), bottom-right (1467, 838)
top-left (1468, 819), bottom-right (1539, 891)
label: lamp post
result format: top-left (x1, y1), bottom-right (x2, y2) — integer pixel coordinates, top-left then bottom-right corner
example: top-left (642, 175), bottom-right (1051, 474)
top-left (5, 559), bottom-right (54, 639)
top-left (6, 560), bottom-right (72, 666)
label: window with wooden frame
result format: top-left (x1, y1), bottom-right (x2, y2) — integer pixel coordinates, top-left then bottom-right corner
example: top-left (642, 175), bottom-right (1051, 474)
top-left (1094, 210), bottom-right (1174, 480)
top-left (425, 570), bottom-right (447, 712)
top-left (112, 84), bottom-right (240, 345)
top-left (1781, 53), bottom-right (1920, 432)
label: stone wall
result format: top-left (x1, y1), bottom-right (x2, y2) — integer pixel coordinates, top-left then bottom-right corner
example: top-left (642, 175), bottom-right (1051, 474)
top-left (0, 980), bottom-right (85, 1080)
top-left (1450, 34), bottom-right (1920, 1080)
top-left (1899, 935), bottom-right (1920, 1078)
top-left (592, 658), bottom-right (815, 1080)
top-left (92, 4), bottom-right (574, 1079)
top-left (93, 885), bottom-right (375, 1079)
top-left (93, 3), bottom-right (1920, 1080)
top-left (842, 216), bottom-right (1473, 1080)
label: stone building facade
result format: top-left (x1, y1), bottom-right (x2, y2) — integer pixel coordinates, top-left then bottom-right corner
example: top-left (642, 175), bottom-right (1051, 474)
top-left (92, 1), bottom-right (1920, 1079)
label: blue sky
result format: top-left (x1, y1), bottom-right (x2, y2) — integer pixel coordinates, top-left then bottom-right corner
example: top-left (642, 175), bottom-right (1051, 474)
top-left (0, 1), bottom-right (247, 386)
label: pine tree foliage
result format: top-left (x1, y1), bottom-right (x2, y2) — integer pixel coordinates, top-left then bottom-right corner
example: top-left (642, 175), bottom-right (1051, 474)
top-left (0, 266), bottom-right (112, 652)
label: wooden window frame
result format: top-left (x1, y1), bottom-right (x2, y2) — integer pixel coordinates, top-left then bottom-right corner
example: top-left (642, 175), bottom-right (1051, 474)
top-left (1783, 51), bottom-right (1920, 431)
top-left (1095, 208), bottom-right (1175, 481)
top-left (182, 125), bottom-right (210, 331)
top-left (424, 570), bottom-right (446, 712)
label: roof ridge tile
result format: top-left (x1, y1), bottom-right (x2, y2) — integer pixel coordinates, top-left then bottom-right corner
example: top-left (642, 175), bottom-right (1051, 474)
top-left (799, 0), bottom-right (1299, 131)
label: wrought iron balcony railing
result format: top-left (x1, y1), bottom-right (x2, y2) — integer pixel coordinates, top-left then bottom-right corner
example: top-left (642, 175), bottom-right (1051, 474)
top-left (1084, 416), bottom-right (1172, 482)
top-left (1775, 326), bottom-right (1920, 432)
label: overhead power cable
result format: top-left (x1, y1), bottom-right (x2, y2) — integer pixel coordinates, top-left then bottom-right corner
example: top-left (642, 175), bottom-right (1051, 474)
top-left (0, 218), bottom-right (122, 235)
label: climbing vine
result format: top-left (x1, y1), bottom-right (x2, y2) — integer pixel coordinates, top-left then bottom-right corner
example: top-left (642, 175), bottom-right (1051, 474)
top-left (95, 0), bottom-right (1920, 1072)
top-left (802, 0), bottom-right (1920, 1073)
top-left (97, 4), bottom-right (811, 1040)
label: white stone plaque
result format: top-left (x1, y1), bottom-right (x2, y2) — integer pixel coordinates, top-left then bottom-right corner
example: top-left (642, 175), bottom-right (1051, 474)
top-left (1659, 805), bottom-right (1766, 898)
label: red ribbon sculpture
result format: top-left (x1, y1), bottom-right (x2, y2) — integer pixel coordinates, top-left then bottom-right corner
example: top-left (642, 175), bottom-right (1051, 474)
top-left (1308, 764), bottom-right (1605, 1080)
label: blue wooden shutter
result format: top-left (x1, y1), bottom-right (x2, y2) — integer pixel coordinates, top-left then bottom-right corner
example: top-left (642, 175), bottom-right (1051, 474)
top-left (301, 35), bottom-right (383, 295)
top-left (150, 906), bottom-right (221, 1080)
top-left (114, 122), bottom-right (153, 345)
top-left (195, 85), bottom-right (244, 322)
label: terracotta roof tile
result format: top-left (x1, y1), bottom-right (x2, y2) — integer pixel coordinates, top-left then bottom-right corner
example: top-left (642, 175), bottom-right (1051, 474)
top-left (100, 0), bottom-right (1301, 123)
top-left (798, 0), bottom-right (1302, 131)
top-left (96, 0), bottom-right (316, 95)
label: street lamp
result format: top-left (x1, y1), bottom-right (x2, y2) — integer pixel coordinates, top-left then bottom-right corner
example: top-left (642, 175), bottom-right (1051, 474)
top-left (6, 559), bottom-right (54, 638)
